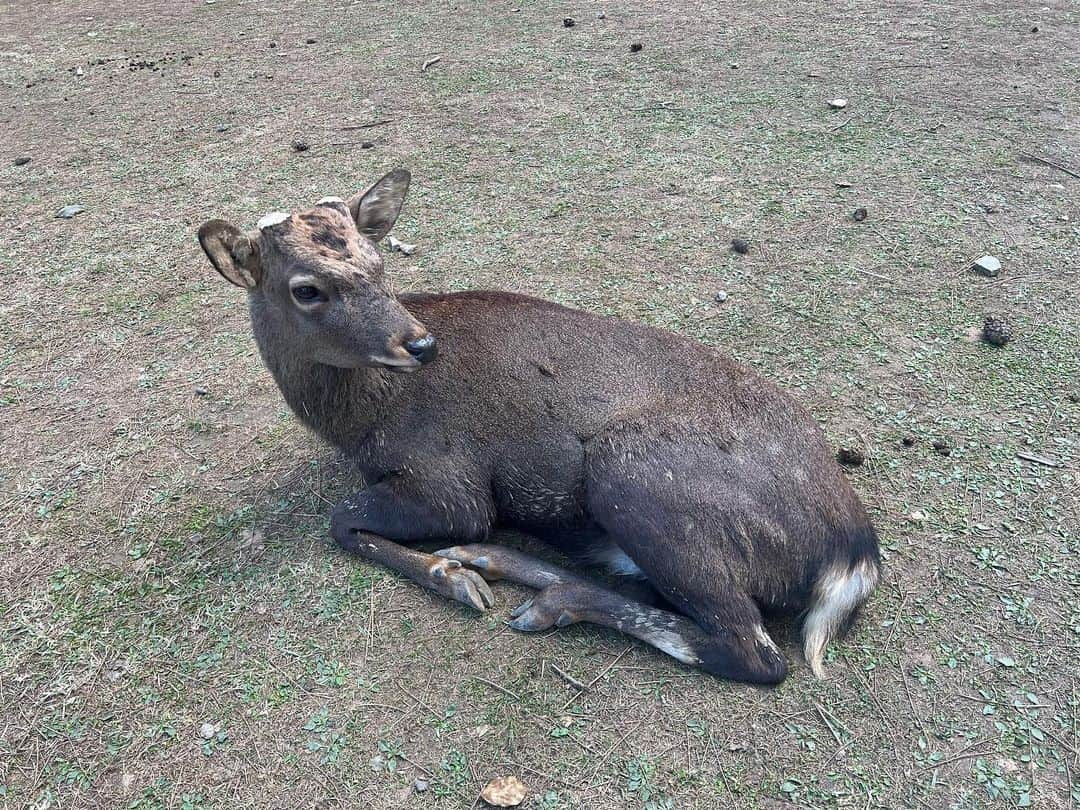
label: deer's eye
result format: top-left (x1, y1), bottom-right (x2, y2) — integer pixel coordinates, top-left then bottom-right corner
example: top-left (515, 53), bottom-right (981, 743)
top-left (292, 285), bottom-right (322, 302)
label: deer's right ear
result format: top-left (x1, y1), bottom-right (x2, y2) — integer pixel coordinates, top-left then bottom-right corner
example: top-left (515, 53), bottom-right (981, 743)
top-left (197, 220), bottom-right (262, 289)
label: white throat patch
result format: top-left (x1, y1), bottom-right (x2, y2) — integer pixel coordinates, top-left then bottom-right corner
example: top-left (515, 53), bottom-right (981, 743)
top-left (257, 211), bottom-right (290, 230)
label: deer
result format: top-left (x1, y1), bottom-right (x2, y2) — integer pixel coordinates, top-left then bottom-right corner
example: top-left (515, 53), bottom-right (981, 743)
top-left (197, 169), bottom-right (880, 684)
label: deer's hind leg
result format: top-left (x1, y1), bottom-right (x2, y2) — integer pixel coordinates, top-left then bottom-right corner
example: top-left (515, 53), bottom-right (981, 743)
top-left (435, 543), bottom-right (786, 684)
top-left (575, 433), bottom-right (790, 684)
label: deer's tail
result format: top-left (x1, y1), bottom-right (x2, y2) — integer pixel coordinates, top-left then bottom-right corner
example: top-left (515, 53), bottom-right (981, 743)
top-left (802, 552), bottom-right (880, 677)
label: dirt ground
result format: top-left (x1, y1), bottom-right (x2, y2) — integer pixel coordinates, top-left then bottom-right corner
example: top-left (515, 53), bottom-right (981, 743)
top-left (1, 0), bottom-right (1077, 807)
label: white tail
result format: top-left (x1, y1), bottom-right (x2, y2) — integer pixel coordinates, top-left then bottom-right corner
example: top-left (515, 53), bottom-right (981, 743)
top-left (803, 557), bottom-right (880, 677)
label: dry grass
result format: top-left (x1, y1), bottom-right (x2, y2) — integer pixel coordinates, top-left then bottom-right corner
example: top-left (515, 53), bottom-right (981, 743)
top-left (1, 0), bottom-right (1077, 807)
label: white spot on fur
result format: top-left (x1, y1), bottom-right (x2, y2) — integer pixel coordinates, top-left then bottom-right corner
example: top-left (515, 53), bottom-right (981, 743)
top-left (754, 624), bottom-right (780, 654)
top-left (316, 196), bottom-right (345, 205)
top-left (649, 629), bottom-right (699, 664)
top-left (589, 542), bottom-right (646, 578)
top-left (257, 211), bottom-right (289, 229)
top-left (803, 557), bottom-right (879, 678)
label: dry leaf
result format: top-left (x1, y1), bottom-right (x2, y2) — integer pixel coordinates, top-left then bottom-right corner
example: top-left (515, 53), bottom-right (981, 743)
top-left (480, 775), bottom-right (527, 807)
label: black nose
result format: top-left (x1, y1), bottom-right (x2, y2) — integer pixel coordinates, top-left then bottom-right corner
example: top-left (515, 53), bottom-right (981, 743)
top-left (404, 334), bottom-right (438, 364)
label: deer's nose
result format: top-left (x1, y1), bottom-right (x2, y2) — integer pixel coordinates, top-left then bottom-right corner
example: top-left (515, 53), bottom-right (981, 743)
top-left (404, 334), bottom-right (438, 364)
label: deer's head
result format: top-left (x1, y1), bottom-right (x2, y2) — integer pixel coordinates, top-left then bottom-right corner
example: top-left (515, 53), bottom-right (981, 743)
top-left (197, 169), bottom-right (436, 371)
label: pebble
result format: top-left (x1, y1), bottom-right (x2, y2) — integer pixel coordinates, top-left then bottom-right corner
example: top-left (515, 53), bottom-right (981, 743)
top-left (13, 156), bottom-right (31, 166)
top-left (563, 17), bottom-right (575, 27)
top-left (909, 510), bottom-right (927, 522)
top-left (828, 98), bottom-right (848, 109)
top-left (629, 42), bottom-right (643, 53)
top-left (972, 255), bottom-right (1001, 277)
top-left (291, 140), bottom-right (310, 152)
top-left (194, 386), bottom-right (209, 396)
top-left (983, 316), bottom-right (1012, 347)
top-left (597, 11), bottom-right (606, 19)
top-left (852, 207), bottom-right (868, 222)
top-left (901, 435), bottom-right (916, 447)
top-left (56, 204), bottom-right (85, 219)
top-left (306, 38), bottom-right (317, 44)
top-left (215, 124), bottom-right (229, 132)
top-left (714, 290), bottom-right (728, 303)
top-left (361, 141), bottom-right (375, 149)
top-left (932, 439), bottom-right (951, 457)
top-left (731, 238), bottom-right (750, 255)
top-left (836, 447), bottom-right (865, 466)
top-left (413, 778), bottom-right (429, 793)
top-left (199, 722), bottom-right (216, 739)
top-left (729, 62), bottom-right (739, 69)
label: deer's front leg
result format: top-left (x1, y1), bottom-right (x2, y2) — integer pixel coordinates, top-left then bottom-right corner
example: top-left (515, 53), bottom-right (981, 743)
top-left (330, 479), bottom-right (496, 611)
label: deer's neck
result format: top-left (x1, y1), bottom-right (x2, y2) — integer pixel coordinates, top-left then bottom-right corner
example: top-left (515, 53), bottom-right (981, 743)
top-left (262, 352), bottom-right (402, 451)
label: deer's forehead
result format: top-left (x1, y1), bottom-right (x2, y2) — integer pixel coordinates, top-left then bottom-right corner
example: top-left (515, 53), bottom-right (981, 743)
top-left (259, 206), bottom-right (381, 279)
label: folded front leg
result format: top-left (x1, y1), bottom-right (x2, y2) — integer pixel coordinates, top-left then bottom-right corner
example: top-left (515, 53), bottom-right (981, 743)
top-left (330, 477), bottom-right (497, 611)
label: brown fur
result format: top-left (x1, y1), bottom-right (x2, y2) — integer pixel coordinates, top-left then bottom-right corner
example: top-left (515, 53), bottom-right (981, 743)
top-left (198, 170), bottom-right (881, 684)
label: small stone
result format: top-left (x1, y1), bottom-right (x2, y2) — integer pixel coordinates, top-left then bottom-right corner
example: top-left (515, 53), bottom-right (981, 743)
top-left (563, 17), bottom-right (575, 27)
top-left (268, 42), bottom-right (277, 48)
top-left (852, 207), bottom-right (868, 222)
top-left (387, 236), bottom-right (416, 256)
top-left (216, 124), bottom-right (229, 132)
top-left (597, 11), bottom-right (606, 19)
top-left (306, 38), bottom-right (317, 44)
top-left (194, 386), bottom-right (209, 396)
top-left (731, 238), bottom-right (750, 255)
top-left (983, 316), bottom-right (1011, 347)
top-left (629, 42), bottom-right (643, 53)
top-left (932, 439), bottom-right (951, 457)
top-left (413, 778), bottom-right (428, 793)
top-left (481, 776), bottom-right (528, 807)
top-left (13, 156), bottom-right (31, 166)
top-left (56, 204), bottom-right (85, 219)
top-left (76, 66), bottom-right (84, 76)
top-left (835, 180), bottom-right (853, 189)
top-left (972, 255), bottom-right (1001, 277)
top-left (714, 290), bottom-right (728, 303)
top-left (1030, 25), bottom-right (1038, 33)
top-left (729, 61), bottom-right (739, 69)
top-left (836, 447), bottom-right (865, 466)
top-left (901, 435), bottom-right (916, 447)
top-left (828, 98), bottom-right (848, 109)
top-left (909, 510), bottom-right (927, 522)
top-left (199, 722), bottom-right (216, 739)
top-left (291, 140), bottom-right (310, 152)
top-left (361, 140), bottom-right (375, 149)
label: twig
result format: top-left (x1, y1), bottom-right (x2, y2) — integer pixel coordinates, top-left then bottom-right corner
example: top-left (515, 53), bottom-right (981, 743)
top-left (1018, 152), bottom-right (1079, 179)
top-left (854, 267), bottom-right (891, 281)
top-left (549, 662), bottom-right (588, 691)
top-left (918, 737), bottom-right (995, 771)
top-left (471, 675), bottom-right (521, 701)
top-left (1015, 450), bottom-right (1061, 468)
top-left (341, 119), bottom-right (391, 130)
top-left (421, 55), bottom-right (442, 72)
top-left (815, 703), bottom-right (849, 747)
top-left (560, 646), bottom-right (631, 710)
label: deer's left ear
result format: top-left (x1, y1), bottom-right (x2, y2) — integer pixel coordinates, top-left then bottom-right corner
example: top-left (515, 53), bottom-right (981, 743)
top-left (348, 169), bottom-right (411, 242)
top-left (198, 220), bottom-right (262, 289)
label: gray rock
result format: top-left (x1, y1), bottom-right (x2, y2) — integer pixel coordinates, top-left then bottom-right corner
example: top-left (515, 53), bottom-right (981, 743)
top-left (56, 205), bottom-right (85, 219)
top-left (714, 290), bottom-right (728, 303)
top-left (413, 778), bottom-right (429, 793)
top-left (973, 255), bottom-right (1001, 277)
top-left (828, 98), bottom-right (848, 109)
top-left (199, 722), bottom-right (216, 739)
